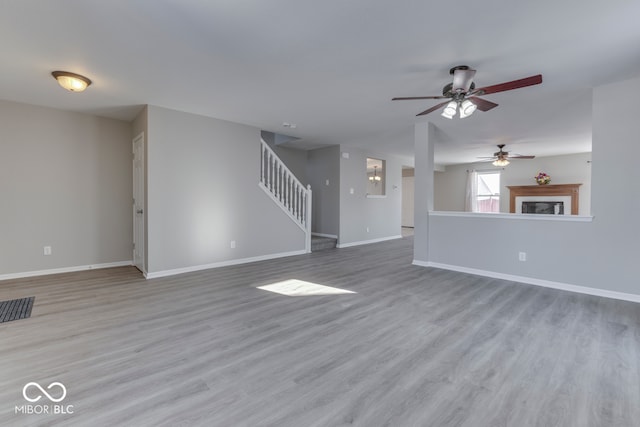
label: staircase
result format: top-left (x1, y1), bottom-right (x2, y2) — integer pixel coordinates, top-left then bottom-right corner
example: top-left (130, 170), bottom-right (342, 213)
top-left (311, 235), bottom-right (337, 251)
top-left (259, 139), bottom-right (312, 253)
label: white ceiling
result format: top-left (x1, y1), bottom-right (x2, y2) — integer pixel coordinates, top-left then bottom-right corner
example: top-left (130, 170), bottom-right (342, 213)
top-left (2, 1), bottom-right (640, 165)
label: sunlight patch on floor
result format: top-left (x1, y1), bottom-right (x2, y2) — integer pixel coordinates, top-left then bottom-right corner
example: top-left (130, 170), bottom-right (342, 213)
top-left (257, 279), bottom-right (356, 297)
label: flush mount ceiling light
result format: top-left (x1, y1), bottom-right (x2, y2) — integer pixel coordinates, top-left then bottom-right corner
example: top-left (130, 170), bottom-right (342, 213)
top-left (51, 71), bottom-right (92, 92)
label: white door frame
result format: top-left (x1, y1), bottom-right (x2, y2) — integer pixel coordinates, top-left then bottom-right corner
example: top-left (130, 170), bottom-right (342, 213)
top-left (133, 132), bottom-right (146, 274)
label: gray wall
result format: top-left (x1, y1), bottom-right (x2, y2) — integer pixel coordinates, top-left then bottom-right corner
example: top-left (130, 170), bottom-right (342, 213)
top-left (146, 105), bottom-right (305, 274)
top-left (307, 146), bottom-right (340, 236)
top-left (261, 131), bottom-right (308, 184)
top-left (0, 100), bottom-right (132, 275)
top-left (415, 75), bottom-right (640, 296)
top-left (434, 152), bottom-right (592, 214)
top-left (339, 147), bottom-right (403, 245)
top-left (273, 146), bottom-right (308, 185)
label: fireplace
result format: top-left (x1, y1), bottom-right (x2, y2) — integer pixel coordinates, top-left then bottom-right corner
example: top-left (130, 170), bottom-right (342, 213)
top-left (507, 184), bottom-right (582, 215)
top-left (522, 201), bottom-right (564, 215)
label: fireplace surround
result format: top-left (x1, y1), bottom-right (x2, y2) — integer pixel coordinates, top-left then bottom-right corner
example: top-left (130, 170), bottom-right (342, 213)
top-left (507, 184), bottom-right (582, 215)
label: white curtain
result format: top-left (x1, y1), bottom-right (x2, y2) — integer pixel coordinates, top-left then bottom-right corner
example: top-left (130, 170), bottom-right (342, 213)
top-left (465, 170), bottom-right (478, 212)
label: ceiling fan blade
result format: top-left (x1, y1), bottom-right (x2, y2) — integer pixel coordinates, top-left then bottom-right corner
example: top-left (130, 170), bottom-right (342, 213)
top-left (468, 96), bottom-right (498, 112)
top-left (473, 74), bottom-right (542, 96)
top-left (509, 155), bottom-right (536, 159)
top-left (452, 68), bottom-right (476, 92)
top-left (392, 96), bottom-right (448, 101)
top-left (416, 101), bottom-right (450, 116)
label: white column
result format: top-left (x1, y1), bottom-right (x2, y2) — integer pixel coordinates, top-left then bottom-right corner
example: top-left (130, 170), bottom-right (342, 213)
top-left (413, 122), bottom-right (435, 263)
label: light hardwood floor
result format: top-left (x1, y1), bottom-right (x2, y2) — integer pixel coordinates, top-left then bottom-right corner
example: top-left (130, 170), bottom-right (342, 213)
top-left (1, 236), bottom-right (639, 426)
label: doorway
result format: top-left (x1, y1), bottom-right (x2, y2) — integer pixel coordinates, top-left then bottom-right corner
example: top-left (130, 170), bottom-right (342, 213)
top-left (132, 133), bottom-right (145, 273)
top-left (401, 166), bottom-right (415, 233)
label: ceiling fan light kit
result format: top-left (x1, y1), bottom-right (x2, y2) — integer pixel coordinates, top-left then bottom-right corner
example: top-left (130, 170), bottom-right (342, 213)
top-left (393, 65), bottom-right (542, 118)
top-left (441, 101), bottom-right (458, 119)
top-left (441, 99), bottom-right (478, 119)
top-left (459, 99), bottom-right (477, 118)
top-left (481, 144), bottom-right (535, 167)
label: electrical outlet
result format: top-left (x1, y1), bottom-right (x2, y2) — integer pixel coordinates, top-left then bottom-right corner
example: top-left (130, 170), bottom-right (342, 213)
top-left (350, 188), bottom-right (354, 194)
top-left (366, 227), bottom-right (370, 233)
top-left (519, 252), bottom-right (527, 262)
top-left (43, 246), bottom-right (52, 256)
top-left (325, 179), bottom-right (330, 186)
top-left (230, 241), bottom-right (236, 249)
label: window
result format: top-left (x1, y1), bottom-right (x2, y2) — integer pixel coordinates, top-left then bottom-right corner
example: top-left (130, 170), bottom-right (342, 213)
top-left (366, 158), bottom-right (386, 196)
top-left (476, 171), bottom-right (500, 212)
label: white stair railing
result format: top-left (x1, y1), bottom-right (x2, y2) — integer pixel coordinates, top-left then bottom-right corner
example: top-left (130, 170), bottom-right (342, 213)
top-left (259, 139), bottom-right (312, 253)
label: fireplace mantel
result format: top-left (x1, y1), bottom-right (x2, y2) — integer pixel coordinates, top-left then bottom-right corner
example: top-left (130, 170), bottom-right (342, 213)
top-left (507, 184), bottom-right (582, 215)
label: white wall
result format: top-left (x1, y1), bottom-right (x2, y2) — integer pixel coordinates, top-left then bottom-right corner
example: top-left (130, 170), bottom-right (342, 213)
top-left (589, 75), bottom-right (639, 294)
top-left (339, 147), bottom-right (403, 246)
top-left (145, 105), bottom-right (305, 275)
top-left (0, 100), bottom-right (132, 276)
top-left (434, 165), bottom-right (467, 212)
top-left (415, 75), bottom-right (640, 297)
top-left (434, 152), bottom-right (592, 215)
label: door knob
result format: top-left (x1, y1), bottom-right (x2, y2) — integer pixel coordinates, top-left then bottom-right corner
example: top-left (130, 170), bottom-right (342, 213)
top-left (136, 209), bottom-right (144, 214)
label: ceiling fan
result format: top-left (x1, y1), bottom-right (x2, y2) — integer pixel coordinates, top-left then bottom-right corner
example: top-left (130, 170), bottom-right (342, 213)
top-left (392, 65), bottom-right (542, 118)
top-left (479, 144), bottom-right (535, 166)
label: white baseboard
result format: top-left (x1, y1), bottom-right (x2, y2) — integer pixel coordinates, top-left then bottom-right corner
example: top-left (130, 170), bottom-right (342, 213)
top-left (413, 260), bottom-right (640, 304)
top-left (0, 261), bottom-right (133, 282)
top-left (337, 235), bottom-right (403, 249)
top-left (145, 250), bottom-right (306, 279)
top-left (312, 232), bottom-right (338, 239)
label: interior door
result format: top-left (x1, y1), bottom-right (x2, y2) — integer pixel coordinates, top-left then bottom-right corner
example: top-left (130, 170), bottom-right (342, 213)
top-left (132, 133), bottom-right (145, 273)
top-left (402, 172), bottom-right (415, 227)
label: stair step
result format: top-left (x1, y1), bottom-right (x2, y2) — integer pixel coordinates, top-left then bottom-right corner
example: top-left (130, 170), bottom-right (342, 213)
top-left (311, 236), bottom-right (337, 252)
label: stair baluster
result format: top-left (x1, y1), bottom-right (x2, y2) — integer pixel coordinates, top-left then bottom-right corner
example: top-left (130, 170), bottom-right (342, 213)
top-left (259, 139), bottom-right (312, 253)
